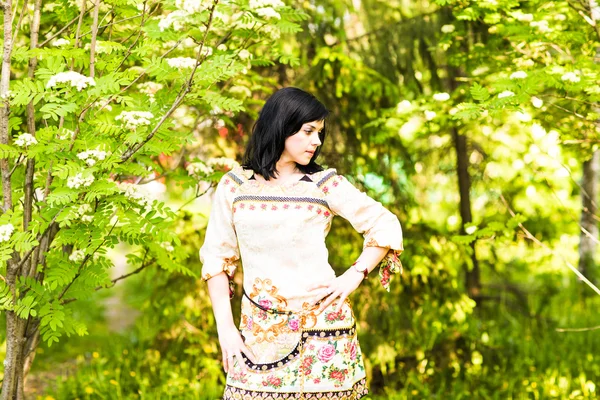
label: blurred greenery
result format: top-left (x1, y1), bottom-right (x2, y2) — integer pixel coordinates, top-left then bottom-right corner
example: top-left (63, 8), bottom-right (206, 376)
top-left (3, 0), bottom-right (600, 398)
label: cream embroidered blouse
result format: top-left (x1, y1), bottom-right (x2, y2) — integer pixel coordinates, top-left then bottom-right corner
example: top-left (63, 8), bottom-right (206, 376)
top-left (199, 166), bottom-right (403, 309)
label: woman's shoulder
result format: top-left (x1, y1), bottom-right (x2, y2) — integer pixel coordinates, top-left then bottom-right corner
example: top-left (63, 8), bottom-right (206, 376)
top-left (308, 167), bottom-right (340, 188)
top-left (220, 165), bottom-right (253, 186)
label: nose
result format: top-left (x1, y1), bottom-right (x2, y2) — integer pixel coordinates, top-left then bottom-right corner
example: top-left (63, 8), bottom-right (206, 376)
top-left (312, 132), bottom-right (322, 146)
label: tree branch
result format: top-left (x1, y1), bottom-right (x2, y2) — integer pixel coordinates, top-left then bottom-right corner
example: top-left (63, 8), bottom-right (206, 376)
top-left (556, 325), bottom-right (600, 332)
top-left (11, 0), bottom-right (28, 46)
top-left (14, 207), bottom-right (65, 274)
top-left (119, 0), bottom-right (221, 163)
top-left (61, 255), bottom-right (156, 305)
top-left (114, 1), bottom-right (149, 71)
top-left (89, 0), bottom-right (101, 78)
top-left (57, 217), bottom-right (119, 301)
top-left (499, 193), bottom-right (600, 297)
top-left (39, 13), bottom-right (87, 48)
top-left (23, 0), bottom-right (42, 234)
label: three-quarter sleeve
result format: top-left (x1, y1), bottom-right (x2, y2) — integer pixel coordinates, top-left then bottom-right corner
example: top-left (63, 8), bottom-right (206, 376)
top-left (320, 169), bottom-right (404, 291)
top-left (199, 173), bottom-right (240, 290)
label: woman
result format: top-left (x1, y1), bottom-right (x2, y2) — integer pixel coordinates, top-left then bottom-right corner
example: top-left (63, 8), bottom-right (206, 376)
top-left (200, 87), bottom-right (403, 399)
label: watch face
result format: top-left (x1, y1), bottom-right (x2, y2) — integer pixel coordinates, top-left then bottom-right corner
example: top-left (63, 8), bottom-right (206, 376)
top-left (354, 262), bottom-right (368, 272)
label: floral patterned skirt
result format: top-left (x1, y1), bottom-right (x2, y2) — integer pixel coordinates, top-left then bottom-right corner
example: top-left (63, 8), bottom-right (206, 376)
top-left (223, 280), bottom-right (368, 399)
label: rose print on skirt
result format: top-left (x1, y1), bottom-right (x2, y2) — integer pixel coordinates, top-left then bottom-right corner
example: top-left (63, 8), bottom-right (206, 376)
top-left (317, 343), bottom-right (336, 363)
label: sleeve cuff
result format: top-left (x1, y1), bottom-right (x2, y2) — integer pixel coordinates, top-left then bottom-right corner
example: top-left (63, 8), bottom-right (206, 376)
top-left (201, 256), bottom-right (240, 298)
top-left (364, 238), bottom-right (403, 292)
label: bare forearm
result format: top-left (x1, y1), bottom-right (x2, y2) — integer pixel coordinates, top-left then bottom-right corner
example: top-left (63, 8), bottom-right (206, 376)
top-left (207, 273), bottom-right (235, 330)
top-left (355, 246), bottom-right (389, 274)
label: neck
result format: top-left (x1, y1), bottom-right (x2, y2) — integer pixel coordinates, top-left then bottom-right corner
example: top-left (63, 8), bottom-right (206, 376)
top-left (275, 160), bottom-right (299, 177)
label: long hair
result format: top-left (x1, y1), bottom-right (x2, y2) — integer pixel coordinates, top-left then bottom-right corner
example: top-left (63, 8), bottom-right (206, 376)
top-left (241, 87), bottom-right (329, 180)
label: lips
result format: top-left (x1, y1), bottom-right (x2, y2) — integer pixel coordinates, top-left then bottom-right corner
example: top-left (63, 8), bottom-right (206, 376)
top-left (306, 151), bottom-right (315, 155)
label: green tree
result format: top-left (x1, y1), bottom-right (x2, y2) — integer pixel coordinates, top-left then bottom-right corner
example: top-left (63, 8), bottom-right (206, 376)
top-left (0, 0), bottom-right (306, 397)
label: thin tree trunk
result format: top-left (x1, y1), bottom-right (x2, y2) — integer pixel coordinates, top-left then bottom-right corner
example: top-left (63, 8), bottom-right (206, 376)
top-left (578, 152), bottom-right (599, 281)
top-left (89, 0), bottom-right (100, 77)
top-left (15, 0), bottom-right (43, 396)
top-left (580, 1), bottom-right (600, 287)
top-left (0, 1), bottom-right (21, 398)
top-left (1, 0), bottom-right (14, 211)
top-left (452, 126), bottom-right (481, 298)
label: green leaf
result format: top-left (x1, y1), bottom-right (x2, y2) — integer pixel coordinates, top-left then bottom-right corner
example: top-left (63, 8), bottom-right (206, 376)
top-left (470, 82), bottom-right (490, 101)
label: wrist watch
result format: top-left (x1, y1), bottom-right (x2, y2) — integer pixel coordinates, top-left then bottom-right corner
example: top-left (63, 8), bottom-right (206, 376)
top-left (351, 261), bottom-right (369, 279)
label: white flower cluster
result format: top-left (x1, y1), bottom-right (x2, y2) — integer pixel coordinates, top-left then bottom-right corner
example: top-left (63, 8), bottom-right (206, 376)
top-left (207, 157), bottom-right (240, 170)
top-left (160, 241), bottom-right (175, 252)
top-left (158, 10), bottom-right (189, 31)
top-left (90, 41), bottom-right (112, 54)
top-left (69, 249), bottom-right (85, 262)
top-left (257, 7), bottom-right (280, 19)
top-left (138, 82), bottom-right (164, 103)
top-left (498, 90), bottom-right (515, 99)
top-left (530, 20), bottom-right (551, 33)
top-left (0, 224), bottom-right (15, 242)
top-left (238, 49), bottom-right (252, 60)
top-left (441, 24), bottom-right (455, 33)
top-left (117, 182), bottom-right (152, 209)
top-left (510, 71), bottom-right (528, 80)
top-left (514, 58), bottom-right (535, 69)
top-left (186, 161), bottom-right (214, 177)
top-left (249, 0), bottom-right (285, 19)
top-left (77, 147), bottom-right (109, 166)
top-left (15, 133), bottom-right (38, 147)
top-left (396, 100), bottom-right (412, 113)
top-left (77, 204), bottom-right (94, 223)
top-left (514, 13), bottom-right (533, 22)
top-left (115, 111), bottom-right (154, 130)
top-left (167, 57), bottom-right (197, 69)
top-left (47, 71), bottom-right (96, 91)
top-left (78, 204), bottom-right (92, 215)
top-left (200, 46), bottom-right (213, 57)
top-left (424, 110), bottom-right (436, 121)
top-left (531, 96), bottom-right (544, 108)
top-left (263, 25), bottom-right (281, 40)
top-left (58, 129), bottom-right (75, 140)
top-left (433, 92), bottom-right (450, 101)
top-left (52, 38), bottom-right (70, 47)
top-left (67, 172), bottom-right (95, 189)
top-left (175, 0), bottom-right (212, 13)
top-left (561, 72), bottom-right (580, 83)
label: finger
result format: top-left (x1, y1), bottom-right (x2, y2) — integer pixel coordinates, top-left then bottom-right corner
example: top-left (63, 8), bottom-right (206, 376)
top-left (312, 286), bottom-right (335, 305)
top-left (335, 294), bottom-right (348, 313)
top-left (222, 353), bottom-right (229, 372)
top-left (306, 283), bottom-right (330, 292)
top-left (235, 350), bottom-right (247, 372)
top-left (317, 292), bottom-right (340, 314)
top-left (227, 354), bottom-right (235, 374)
top-left (241, 344), bottom-right (257, 364)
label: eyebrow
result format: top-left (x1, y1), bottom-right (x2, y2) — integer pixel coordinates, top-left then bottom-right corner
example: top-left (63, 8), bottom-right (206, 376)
top-left (306, 124), bottom-right (324, 130)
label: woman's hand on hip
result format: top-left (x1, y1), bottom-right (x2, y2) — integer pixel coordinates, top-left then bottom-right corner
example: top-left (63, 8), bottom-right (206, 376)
top-left (307, 268), bottom-right (364, 314)
top-left (217, 324), bottom-right (256, 374)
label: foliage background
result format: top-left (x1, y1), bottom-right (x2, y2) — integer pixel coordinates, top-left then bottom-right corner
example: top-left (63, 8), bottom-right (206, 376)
top-left (2, 0), bottom-right (600, 399)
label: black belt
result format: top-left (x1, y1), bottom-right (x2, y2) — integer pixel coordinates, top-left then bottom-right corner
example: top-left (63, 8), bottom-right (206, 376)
top-left (242, 289), bottom-right (294, 315)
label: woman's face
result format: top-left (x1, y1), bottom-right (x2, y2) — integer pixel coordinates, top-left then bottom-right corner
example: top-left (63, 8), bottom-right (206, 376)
top-left (280, 120), bottom-right (324, 166)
